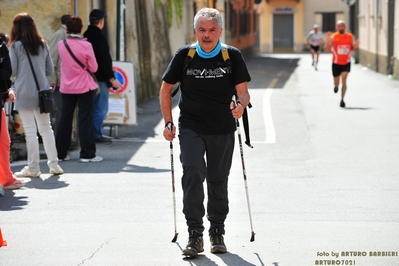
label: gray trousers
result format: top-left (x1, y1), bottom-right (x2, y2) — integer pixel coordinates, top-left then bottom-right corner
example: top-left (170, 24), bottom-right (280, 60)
top-left (178, 127), bottom-right (235, 234)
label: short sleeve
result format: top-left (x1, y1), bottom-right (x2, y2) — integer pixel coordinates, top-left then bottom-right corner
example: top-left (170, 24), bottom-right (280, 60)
top-left (228, 46), bottom-right (251, 85)
top-left (162, 45), bottom-right (191, 85)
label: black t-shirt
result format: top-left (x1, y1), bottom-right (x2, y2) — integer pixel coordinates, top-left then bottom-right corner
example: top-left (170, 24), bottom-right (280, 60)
top-left (162, 44), bottom-right (251, 135)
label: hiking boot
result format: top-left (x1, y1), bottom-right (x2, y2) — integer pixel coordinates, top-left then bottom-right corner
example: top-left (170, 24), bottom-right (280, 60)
top-left (209, 228), bottom-right (227, 254)
top-left (182, 230), bottom-right (204, 257)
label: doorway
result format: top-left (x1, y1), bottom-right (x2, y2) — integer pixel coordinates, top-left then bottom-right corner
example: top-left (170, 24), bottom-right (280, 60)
top-left (273, 14), bottom-right (294, 52)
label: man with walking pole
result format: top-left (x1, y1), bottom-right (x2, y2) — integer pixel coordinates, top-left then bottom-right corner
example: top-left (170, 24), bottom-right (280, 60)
top-left (159, 7), bottom-right (251, 258)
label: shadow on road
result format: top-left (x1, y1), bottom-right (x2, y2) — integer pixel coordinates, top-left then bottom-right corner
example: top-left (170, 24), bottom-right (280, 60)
top-left (254, 252), bottom-right (266, 265)
top-left (344, 107), bottom-right (372, 110)
top-left (0, 191), bottom-right (28, 211)
top-left (121, 164), bottom-right (169, 173)
top-left (216, 252), bottom-right (257, 266)
top-left (24, 175), bottom-right (69, 190)
top-left (246, 55), bottom-right (300, 89)
top-left (173, 241), bottom-right (258, 265)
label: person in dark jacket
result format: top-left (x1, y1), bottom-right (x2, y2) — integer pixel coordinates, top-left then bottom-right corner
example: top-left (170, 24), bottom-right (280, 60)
top-left (83, 9), bottom-right (120, 143)
top-left (0, 34), bottom-right (25, 196)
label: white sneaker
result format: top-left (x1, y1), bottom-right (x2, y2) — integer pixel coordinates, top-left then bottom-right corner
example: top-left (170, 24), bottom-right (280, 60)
top-left (59, 155), bottom-right (70, 161)
top-left (15, 166), bottom-right (41, 178)
top-left (79, 156), bottom-right (103, 163)
top-left (50, 165), bottom-right (64, 175)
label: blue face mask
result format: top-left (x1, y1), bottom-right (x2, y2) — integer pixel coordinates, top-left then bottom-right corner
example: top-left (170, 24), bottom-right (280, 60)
top-left (195, 39), bottom-right (221, 59)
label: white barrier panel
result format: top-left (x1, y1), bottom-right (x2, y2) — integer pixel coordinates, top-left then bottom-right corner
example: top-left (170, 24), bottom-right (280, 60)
top-left (104, 61), bottom-right (137, 125)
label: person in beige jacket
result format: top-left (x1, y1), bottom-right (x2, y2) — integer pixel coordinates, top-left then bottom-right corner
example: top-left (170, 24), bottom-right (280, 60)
top-left (48, 14), bottom-right (70, 131)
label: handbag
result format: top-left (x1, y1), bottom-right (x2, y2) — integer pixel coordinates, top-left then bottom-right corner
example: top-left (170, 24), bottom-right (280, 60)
top-left (24, 43), bottom-right (55, 114)
top-left (63, 39), bottom-right (100, 94)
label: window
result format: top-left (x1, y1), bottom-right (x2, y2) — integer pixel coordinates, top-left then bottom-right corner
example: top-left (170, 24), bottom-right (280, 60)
top-left (322, 13), bottom-right (336, 32)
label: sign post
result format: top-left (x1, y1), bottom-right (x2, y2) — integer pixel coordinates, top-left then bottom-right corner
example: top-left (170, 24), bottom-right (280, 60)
top-left (104, 61), bottom-right (137, 127)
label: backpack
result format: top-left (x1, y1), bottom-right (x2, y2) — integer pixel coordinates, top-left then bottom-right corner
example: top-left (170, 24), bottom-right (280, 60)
top-left (172, 43), bottom-right (253, 148)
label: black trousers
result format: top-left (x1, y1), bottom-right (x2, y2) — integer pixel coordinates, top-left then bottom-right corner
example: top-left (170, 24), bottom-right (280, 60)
top-left (51, 86), bottom-right (62, 133)
top-left (178, 127), bottom-right (235, 234)
top-left (56, 90), bottom-right (96, 159)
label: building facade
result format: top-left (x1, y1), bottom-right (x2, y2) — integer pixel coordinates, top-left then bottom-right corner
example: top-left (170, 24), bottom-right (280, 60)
top-left (168, 0), bottom-right (257, 55)
top-left (256, 0), bottom-right (349, 53)
top-left (356, 0), bottom-right (397, 77)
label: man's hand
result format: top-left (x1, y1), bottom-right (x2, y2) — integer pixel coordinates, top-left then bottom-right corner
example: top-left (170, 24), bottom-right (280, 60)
top-left (110, 78), bottom-right (121, 90)
top-left (163, 121), bottom-right (176, 141)
top-left (230, 101), bottom-right (244, 119)
top-left (353, 39), bottom-right (360, 50)
top-left (6, 89), bottom-right (15, 102)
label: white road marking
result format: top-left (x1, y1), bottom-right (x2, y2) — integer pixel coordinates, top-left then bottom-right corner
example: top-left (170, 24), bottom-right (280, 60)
top-left (263, 88), bottom-right (276, 144)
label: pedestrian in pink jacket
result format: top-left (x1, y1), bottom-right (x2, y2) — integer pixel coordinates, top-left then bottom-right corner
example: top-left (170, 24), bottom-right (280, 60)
top-left (55, 16), bottom-right (103, 163)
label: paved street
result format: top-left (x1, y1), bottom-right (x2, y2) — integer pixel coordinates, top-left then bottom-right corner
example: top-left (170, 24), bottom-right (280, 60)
top-left (1, 52), bottom-right (399, 266)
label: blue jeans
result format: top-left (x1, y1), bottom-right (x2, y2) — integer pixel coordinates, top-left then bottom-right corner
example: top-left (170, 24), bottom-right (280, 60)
top-left (92, 82), bottom-right (109, 139)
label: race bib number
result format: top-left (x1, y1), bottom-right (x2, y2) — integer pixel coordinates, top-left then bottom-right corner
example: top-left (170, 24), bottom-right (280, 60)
top-left (337, 45), bottom-right (350, 55)
top-left (311, 39), bottom-right (320, 45)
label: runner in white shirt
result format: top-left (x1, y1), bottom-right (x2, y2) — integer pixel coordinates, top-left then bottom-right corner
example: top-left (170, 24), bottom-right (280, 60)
top-left (306, 24), bottom-right (324, 70)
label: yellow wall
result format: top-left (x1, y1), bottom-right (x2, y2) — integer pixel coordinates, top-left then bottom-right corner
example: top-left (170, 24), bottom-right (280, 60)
top-left (258, 0), bottom-right (304, 52)
top-left (0, 1), bottom-right (73, 43)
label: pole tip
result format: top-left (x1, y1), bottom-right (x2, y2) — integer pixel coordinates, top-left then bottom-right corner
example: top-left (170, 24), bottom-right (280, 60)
top-left (250, 232), bottom-right (255, 242)
top-left (245, 141), bottom-right (253, 148)
top-left (171, 233), bottom-right (178, 242)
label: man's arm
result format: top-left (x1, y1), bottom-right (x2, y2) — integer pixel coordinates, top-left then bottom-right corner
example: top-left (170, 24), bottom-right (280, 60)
top-left (352, 37), bottom-right (360, 50)
top-left (48, 30), bottom-right (64, 86)
top-left (324, 32), bottom-right (333, 53)
top-left (159, 81), bottom-right (176, 141)
top-left (0, 45), bottom-right (12, 80)
top-left (306, 36), bottom-right (310, 50)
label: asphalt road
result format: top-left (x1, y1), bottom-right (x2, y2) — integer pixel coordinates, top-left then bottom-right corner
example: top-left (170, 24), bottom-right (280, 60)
top-left (1, 53), bottom-right (399, 266)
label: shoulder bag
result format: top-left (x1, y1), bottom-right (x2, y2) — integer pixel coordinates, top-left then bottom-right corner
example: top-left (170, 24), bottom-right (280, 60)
top-left (23, 43), bottom-right (55, 114)
top-left (63, 39), bottom-right (99, 94)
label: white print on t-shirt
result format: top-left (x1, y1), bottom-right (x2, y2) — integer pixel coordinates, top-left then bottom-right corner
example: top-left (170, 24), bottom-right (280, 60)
top-left (337, 44), bottom-right (350, 55)
top-left (186, 66), bottom-right (231, 79)
top-left (308, 30), bottom-right (324, 46)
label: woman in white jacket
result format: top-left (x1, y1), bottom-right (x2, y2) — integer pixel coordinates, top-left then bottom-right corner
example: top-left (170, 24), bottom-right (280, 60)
top-left (9, 13), bottom-right (63, 177)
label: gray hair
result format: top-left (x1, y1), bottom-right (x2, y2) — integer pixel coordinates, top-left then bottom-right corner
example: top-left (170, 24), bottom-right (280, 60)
top-left (193, 8), bottom-right (223, 29)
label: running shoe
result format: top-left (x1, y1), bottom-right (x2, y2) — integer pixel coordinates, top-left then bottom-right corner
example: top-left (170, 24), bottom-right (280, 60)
top-left (50, 165), bottom-right (64, 175)
top-left (15, 166), bottom-right (41, 178)
top-left (79, 156), bottom-right (103, 163)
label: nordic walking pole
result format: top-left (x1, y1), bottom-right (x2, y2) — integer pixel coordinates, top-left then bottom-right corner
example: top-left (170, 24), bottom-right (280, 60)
top-left (167, 123), bottom-right (178, 242)
top-left (235, 107), bottom-right (255, 242)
